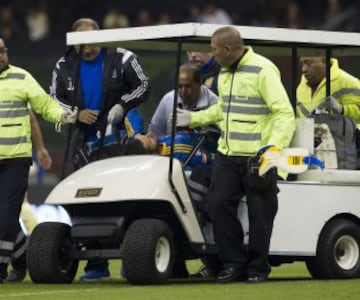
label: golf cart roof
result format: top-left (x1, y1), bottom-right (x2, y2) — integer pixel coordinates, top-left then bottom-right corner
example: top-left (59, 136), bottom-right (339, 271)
top-left (66, 22), bottom-right (360, 56)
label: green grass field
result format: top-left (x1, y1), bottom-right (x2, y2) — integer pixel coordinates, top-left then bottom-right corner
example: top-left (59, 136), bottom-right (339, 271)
top-left (1, 260), bottom-right (360, 300)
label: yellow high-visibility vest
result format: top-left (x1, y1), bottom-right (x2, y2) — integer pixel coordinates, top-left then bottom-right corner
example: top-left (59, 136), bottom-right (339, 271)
top-left (0, 65), bottom-right (64, 159)
top-left (296, 58), bottom-right (360, 126)
top-left (191, 47), bottom-right (295, 157)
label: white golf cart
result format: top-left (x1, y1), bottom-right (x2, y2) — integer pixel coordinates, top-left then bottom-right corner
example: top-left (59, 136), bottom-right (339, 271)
top-left (26, 23), bottom-right (360, 284)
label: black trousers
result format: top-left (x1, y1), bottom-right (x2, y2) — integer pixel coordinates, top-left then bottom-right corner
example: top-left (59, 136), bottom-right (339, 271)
top-left (0, 159), bottom-right (31, 277)
top-left (355, 129), bottom-right (360, 166)
top-left (205, 153), bottom-right (278, 278)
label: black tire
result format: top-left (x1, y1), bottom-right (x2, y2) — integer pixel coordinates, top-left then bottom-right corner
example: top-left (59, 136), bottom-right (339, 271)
top-left (122, 219), bottom-right (174, 285)
top-left (27, 222), bottom-right (78, 283)
top-left (306, 219), bottom-right (360, 279)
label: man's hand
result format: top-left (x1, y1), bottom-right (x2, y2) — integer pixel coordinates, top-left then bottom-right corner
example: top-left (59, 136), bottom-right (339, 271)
top-left (324, 96), bottom-right (343, 114)
top-left (108, 104), bottom-right (124, 124)
top-left (36, 147), bottom-right (52, 170)
top-left (257, 145), bottom-right (280, 176)
top-left (78, 109), bottom-right (99, 125)
top-left (168, 108), bottom-right (191, 127)
top-left (61, 107), bottom-right (78, 124)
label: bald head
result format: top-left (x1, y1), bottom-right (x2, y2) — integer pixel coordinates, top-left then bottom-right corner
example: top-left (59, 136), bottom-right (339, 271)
top-left (212, 26), bottom-right (244, 50)
top-left (211, 26), bottom-right (245, 67)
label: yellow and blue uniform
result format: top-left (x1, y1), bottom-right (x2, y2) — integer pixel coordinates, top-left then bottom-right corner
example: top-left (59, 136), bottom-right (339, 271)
top-left (89, 108), bottom-right (144, 151)
top-left (158, 131), bottom-right (215, 169)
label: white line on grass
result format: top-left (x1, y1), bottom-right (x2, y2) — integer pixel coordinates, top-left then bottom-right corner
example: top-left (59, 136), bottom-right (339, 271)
top-left (0, 288), bottom-right (98, 298)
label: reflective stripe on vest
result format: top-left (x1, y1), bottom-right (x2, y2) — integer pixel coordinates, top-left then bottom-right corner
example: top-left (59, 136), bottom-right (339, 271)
top-left (333, 88), bottom-right (360, 98)
top-left (220, 65), bottom-right (262, 74)
top-left (221, 131), bottom-right (261, 141)
top-left (0, 136), bottom-right (27, 145)
top-left (0, 73), bottom-right (26, 80)
top-left (223, 105), bottom-right (270, 115)
top-left (0, 100), bottom-right (27, 109)
top-left (0, 109), bottom-right (28, 118)
top-left (0, 99), bottom-right (29, 147)
top-left (223, 95), bottom-right (265, 105)
top-left (297, 102), bottom-right (312, 117)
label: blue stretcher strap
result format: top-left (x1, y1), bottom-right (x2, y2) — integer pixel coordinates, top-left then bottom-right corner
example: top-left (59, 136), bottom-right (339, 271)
top-left (303, 156), bottom-right (324, 170)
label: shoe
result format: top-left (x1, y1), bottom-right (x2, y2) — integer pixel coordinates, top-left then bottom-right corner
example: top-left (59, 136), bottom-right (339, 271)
top-left (5, 269), bottom-right (26, 282)
top-left (215, 264), bottom-right (245, 283)
top-left (247, 275), bottom-right (267, 284)
top-left (79, 268), bottom-right (110, 281)
top-left (189, 265), bottom-right (213, 278)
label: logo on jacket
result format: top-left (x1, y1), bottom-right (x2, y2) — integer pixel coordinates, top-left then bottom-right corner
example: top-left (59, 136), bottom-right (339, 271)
top-left (112, 69), bottom-right (118, 79)
top-left (67, 77), bottom-right (74, 91)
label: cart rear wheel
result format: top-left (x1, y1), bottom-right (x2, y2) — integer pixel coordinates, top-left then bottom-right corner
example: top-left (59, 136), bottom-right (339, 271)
top-left (306, 219), bottom-right (360, 279)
